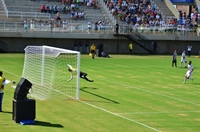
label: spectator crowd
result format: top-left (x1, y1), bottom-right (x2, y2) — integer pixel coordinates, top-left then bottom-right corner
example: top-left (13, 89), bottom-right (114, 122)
top-left (21, 0), bottom-right (199, 35)
top-left (105, 0), bottom-right (199, 35)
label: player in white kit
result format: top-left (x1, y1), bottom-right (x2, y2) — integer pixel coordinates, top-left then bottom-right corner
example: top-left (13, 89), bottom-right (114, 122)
top-left (183, 61), bottom-right (194, 84)
top-left (180, 50), bottom-right (187, 67)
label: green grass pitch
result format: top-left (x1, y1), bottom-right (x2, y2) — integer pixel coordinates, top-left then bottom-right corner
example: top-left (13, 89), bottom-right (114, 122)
top-left (0, 54), bottom-right (199, 132)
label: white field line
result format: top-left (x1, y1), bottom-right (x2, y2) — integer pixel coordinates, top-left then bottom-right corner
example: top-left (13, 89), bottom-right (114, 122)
top-left (1, 69), bottom-right (21, 78)
top-left (2, 68), bottom-right (76, 99)
top-left (2, 69), bottom-right (162, 132)
top-left (117, 110), bottom-right (200, 115)
top-left (78, 77), bottom-right (199, 132)
top-left (98, 78), bottom-right (200, 107)
top-left (2, 67), bottom-right (200, 131)
top-left (4, 68), bottom-right (200, 131)
top-left (79, 99), bottom-right (162, 132)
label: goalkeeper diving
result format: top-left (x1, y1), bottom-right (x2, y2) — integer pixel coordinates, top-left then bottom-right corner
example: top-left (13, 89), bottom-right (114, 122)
top-left (67, 64), bottom-right (94, 82)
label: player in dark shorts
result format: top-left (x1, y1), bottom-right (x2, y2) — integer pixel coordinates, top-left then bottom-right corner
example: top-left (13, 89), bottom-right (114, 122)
top-left (90, 44), bottom-right (96, 59)
top-left (67, 64), bottom-right (93, 82)
top-left (80, 71), bottom-right (93, 82)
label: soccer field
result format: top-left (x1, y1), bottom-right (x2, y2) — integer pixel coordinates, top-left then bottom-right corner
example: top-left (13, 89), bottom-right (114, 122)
top-left (0, 54), bottom-right (199, 132)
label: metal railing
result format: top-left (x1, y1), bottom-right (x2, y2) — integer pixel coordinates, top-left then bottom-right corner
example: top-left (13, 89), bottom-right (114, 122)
top-left (0, 21), bottom-right (114, 34)
top-left (117, 24), bottom-right (198, 36)
top-left (0, 11), bottom-right (50, 19)
top-left (0, 21), bottom-right (198, 36)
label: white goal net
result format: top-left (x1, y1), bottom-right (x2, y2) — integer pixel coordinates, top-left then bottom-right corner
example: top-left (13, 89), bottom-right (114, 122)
top-left (22, 45), bottom-right (80, 100)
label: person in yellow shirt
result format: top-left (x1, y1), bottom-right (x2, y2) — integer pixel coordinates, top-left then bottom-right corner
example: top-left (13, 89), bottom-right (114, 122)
top-left (0, 71), bottom-right (5, 112)
top-left (129, 42), bottom-right (133, 55)
top-left (90, 43), bottom-right (96, 59)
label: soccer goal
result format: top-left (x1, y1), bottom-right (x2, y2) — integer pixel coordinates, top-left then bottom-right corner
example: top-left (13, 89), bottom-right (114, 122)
top-left (22, 45), bottom-right (80, 100)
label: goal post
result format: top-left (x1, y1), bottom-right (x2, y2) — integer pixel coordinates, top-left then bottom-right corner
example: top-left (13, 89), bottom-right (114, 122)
top-left (22, 45), bottom-right (80, 100)
top-left (199, 50), bottom-right (200, 58)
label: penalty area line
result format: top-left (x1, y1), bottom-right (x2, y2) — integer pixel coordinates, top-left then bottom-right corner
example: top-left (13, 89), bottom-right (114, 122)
top-left (0, 68), bottom-right (21, 78)
top-left (79, 100), bottom-right (162, 132)
top-left (117, 110), bottom-right (200, 115)
top-left (99, 78), bottom-right (200, 107)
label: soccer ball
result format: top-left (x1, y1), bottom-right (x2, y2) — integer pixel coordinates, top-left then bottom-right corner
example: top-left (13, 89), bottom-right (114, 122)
top-left (12, 80), bottom-right (16, 84)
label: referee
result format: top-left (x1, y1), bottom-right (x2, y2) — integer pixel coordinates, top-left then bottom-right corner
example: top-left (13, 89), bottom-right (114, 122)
top-left (90, 43), bottom-right (96, 59)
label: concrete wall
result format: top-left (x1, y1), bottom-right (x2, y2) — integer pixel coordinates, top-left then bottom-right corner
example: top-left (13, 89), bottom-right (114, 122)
top-left (0, 32), bottom-right (200, 55)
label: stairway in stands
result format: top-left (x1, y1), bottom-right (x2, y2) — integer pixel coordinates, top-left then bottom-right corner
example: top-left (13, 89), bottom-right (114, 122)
top-left (0, 0), bottom-right (7, 18)
top-left (0, 1), bottom-right (4, 11)
top-left (153, 0), bottom-right (174, 19)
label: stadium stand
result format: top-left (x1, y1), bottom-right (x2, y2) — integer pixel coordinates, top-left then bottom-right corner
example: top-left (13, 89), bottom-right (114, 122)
top-left (0, 0), bottom-right (199, 36)
top-left (0, 0), bottom-right (117, 32)
top-left (0, 0), bottom-right (199, 54)
top-left (2, 0), bottom-right (110, 23)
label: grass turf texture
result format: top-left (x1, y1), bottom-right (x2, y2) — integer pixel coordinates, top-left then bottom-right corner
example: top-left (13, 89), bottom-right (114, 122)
top-left (0, 54), bottom-right (199, 132)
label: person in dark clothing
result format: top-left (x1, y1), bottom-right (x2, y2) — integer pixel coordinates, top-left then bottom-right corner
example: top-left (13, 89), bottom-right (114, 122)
top-left (0, 71), bottom-right (5, 112)
top-left (116, 22), bottom-right (119, 34)
top-left (85, 40), bottom-right (90, 53)
top-left (152, 41), bottom-right (158, 53)
top-left (172, 50), bottom-right (177, 67)
top-left (101, 50), bottom-right (110, 58)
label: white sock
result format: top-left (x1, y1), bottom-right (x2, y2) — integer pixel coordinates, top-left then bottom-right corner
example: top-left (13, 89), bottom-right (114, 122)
top-left (184, 78), bottom-right (186, 83)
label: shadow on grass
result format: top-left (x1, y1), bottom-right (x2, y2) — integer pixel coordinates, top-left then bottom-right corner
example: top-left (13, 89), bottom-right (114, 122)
top-left (193, 83), bottom-right (200, 85)
top-left (0, 111), bottom-right (12, 114)
top-left (80, 87), bottom-right (119, 104)
top-left (0, 112), bottom-right (63, 128)
top-left (34, 120), bottom-right (63, 128)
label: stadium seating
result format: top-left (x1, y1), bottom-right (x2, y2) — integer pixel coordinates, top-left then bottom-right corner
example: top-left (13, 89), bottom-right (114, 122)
top-left (0, 0), bottom-right (198, 36)
top-left (1, 0), bottom-right (110, 24)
